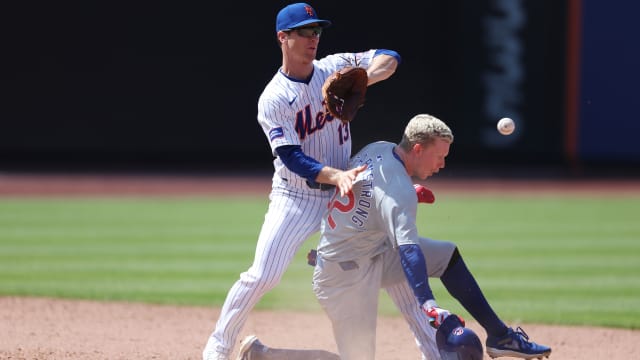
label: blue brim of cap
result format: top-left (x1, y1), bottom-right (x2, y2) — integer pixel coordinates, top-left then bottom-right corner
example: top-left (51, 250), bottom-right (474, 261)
top-left (284, 19), bottom-right (332, 31)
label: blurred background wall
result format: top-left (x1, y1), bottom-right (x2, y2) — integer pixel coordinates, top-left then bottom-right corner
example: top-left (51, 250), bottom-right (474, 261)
top-left (3, 0), bottom-right (638, 176)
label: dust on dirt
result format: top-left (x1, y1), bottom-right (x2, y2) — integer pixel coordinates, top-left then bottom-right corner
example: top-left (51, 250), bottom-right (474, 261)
top-left (2, 296), bottom-right (640, 360)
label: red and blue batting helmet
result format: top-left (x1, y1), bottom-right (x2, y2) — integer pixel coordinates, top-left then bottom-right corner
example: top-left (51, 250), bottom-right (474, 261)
top-left (436, 314), bottom-right (484, 360)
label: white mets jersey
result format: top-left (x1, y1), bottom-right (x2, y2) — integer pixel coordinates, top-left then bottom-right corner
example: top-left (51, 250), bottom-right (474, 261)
top-left (257, 50), bottom-right (377, 191)
top-left (318, 141), bottom-right (419, 262)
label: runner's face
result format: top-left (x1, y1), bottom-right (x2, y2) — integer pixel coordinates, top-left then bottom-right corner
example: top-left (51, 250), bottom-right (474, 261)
top-left (413, 138), bottom-right (450, 180)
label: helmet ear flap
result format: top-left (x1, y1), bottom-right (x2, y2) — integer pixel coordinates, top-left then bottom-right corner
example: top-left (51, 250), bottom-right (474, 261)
top-left (436, 314), bottom-right (484, 360)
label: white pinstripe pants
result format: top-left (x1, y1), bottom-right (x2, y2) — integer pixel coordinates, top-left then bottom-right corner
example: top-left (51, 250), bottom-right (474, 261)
top-left (205, 187), bottom-right (332, 356)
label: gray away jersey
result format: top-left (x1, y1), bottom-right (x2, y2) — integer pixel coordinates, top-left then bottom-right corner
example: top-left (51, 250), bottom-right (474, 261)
top-left (318, 141), bottom-right (420, 262)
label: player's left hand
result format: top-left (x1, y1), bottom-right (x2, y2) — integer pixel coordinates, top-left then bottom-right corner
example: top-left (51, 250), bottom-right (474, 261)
top-left (322, 66), bottom-right (368, 123)
top-left (414, 184), bottom-right (435, 204)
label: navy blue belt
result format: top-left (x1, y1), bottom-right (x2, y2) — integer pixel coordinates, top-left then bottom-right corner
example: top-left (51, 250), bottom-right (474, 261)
top-left (306, 180), bottom-right (336, 191)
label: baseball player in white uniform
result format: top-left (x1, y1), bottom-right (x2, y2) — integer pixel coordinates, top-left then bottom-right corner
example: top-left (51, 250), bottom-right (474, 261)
top-left (236, 114), bottom-right (551, 360)
top-left (202, 3), bottom-right (429, 360)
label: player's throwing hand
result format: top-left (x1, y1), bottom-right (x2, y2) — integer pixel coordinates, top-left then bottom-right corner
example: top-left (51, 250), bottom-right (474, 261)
top-left (335, 164), bottom-right (367, 196)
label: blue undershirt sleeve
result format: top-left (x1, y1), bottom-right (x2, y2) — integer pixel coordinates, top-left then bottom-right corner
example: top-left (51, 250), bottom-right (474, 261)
top-left (399, 243), bottom-right (433, 306)
top-left (373, 49), bottom-right (402, 64)
top-left (275, 145), bottom-right (324, 183)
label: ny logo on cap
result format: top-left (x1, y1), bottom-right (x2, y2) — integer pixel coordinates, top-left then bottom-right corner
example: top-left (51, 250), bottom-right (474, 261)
top-left (304, 5), bottom-right (314, 17)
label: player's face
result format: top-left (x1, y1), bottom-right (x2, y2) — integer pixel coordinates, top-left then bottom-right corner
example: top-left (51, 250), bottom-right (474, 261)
top-left (413, 138), bottom-right (450, 180)
top-left (284, 23), bottom-right (321, 63)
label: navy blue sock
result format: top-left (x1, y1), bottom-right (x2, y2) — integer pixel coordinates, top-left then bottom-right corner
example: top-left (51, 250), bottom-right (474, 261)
top-left (440, 248), bottom-right (509, 338)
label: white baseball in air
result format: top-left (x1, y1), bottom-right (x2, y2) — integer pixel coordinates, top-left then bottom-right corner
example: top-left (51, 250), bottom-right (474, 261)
top-left (497, 117), bottom-right (515, 135)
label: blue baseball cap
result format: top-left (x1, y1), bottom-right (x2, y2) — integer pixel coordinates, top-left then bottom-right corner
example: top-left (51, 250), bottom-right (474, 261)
top-left (276, 3), bottom-right (332, 33)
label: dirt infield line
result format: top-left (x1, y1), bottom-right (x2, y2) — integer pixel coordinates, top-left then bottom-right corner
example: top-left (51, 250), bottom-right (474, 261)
top-left (1, 173), bottom-right (639, 196)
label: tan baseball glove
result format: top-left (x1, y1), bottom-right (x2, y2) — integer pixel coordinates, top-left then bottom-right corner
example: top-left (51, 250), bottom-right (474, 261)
top-left (321, 66), bottom-right (368, 123)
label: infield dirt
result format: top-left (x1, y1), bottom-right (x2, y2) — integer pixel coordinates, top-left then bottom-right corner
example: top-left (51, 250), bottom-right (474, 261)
top-left (2, 296), bottom-right (640, 360)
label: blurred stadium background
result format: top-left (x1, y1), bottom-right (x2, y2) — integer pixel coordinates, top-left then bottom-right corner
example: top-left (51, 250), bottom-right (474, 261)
top-left (3, 0), bottom-right (639, 178)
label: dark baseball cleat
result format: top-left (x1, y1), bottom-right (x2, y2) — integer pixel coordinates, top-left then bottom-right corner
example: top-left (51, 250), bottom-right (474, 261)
top-left (486, 327), bottom-right (551, 359)
top-left (236, 335), bottom-right (263, 360)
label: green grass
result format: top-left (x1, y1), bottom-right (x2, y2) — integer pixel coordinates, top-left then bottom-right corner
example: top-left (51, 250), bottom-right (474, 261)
top-left (413, 194), bottom-right (640, 329)
top-left (1, 193), bottom-right (639, 329)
